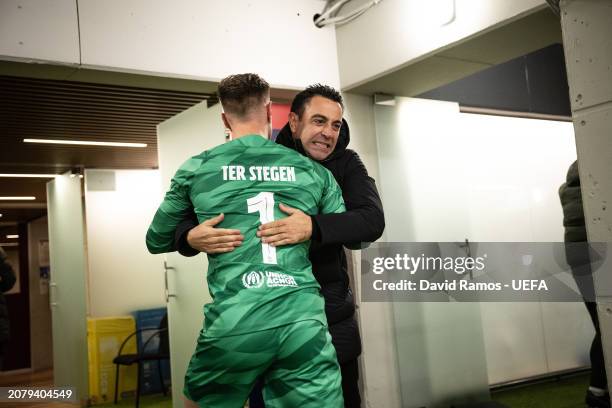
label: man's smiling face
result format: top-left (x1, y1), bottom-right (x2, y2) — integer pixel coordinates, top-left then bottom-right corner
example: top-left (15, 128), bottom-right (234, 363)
top-left (289, 95), bottom-right (343, 161)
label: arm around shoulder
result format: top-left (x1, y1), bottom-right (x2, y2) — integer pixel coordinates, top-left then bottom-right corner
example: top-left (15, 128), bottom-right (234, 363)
top-left (313, 150), bottom-right (385, 247)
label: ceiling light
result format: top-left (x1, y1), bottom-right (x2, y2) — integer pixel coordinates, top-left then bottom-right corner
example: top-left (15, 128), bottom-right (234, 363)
top-left (24, 138), bottom-right (147, 148)
top-left (6, 235), bottom-right (18, 239)
top-left (0, 197), bottom-right (36, 201)
top-left (0, 173), bottom-right (59, 178)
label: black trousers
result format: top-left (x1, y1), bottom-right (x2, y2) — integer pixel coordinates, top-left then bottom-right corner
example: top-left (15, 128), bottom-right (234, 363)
top-left (340, 358), bottom-right (361, 407)
top-left (0, 340), bottom-right (7, 370)
top-left (569, 255), bottom-right (608, 390)
top-left (249, 358), bottom-right (362, 407)
top-left (585, 301), bottom-right (608, 389)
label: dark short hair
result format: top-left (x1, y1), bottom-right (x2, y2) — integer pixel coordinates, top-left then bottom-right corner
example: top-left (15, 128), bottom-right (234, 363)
top-left (218, 73), bottom-right (270, 118)
top-left (290, 84), bottom-right (344, 117)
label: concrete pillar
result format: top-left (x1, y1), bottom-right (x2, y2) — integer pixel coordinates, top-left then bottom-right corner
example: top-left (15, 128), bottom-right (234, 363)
top-left (559, 0), bottom-right (612, 398)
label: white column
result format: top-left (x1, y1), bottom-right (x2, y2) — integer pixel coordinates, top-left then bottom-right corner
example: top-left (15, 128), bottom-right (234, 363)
top-left (559, 0), bottom-right (612, 396)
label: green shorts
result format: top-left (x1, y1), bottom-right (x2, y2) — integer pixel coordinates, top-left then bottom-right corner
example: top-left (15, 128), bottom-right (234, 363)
top-left (183, 319), bottom-right (344, 408)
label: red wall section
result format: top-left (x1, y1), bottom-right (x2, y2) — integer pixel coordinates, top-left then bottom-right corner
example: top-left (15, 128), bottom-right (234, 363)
top-left (271, 104), bottom-right (290, 130)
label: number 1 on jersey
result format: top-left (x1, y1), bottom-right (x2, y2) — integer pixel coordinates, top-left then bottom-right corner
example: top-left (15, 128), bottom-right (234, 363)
top-left (247, 192), bottom-right (277, 264)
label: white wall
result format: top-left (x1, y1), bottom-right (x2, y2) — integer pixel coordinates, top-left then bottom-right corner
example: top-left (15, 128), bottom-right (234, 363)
top-left (455, 112), bottom-right (591, 383)
top-left (0, 0), bottom-right (80, 64)
top-left (28, 216), bottom-right (53, 370)
top-left (375, 102), bottom-right (491, 407)
top-left (78, 0), bottom-right (340, 88)
top-left (343, 93), bottom-right (403, 408)
top-left (84, 169), bottom-right (165, 317)
top-left (2, 1), bottom-right (558, 96)
top-left (376, 97), bottom-right (577, 242)
top-left (341, 95), bottom-right (592, 404)
top-left (336, 0), bottom-right (546, 89)
top-left (343, 93), bottom-right (380, 182)
top-left (1, 0), bottom-right (340, 89)
top-left (374, 97), bottom-right (591, 396)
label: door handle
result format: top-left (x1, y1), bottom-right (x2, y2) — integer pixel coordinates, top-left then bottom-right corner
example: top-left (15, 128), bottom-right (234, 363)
top-left (164, 261), bottom-right (177, 302)
top-left (458, 238), bottom-right (474, 280)
top-left (49, 282), bottom-right (58, 307)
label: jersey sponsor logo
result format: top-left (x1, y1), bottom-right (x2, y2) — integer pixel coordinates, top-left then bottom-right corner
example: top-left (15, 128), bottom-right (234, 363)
top-left (241, 271), bottom-right (299, 288)
top-left (222, 165), bottom-right (296, 182)
top-left (242, 271), bottom-right (265, 288)
top-left (265, 271), bottom-right (298, 287)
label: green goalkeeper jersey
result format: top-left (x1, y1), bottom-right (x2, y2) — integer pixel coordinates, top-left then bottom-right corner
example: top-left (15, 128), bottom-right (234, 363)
top-left (147, 134), bottom-right (345, 337)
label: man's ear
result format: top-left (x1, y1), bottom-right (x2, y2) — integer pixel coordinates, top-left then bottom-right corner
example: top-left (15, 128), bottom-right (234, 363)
top-left (221, 112), bottom-right (232, 131)
top-left (288, 112), bottom-right (299, 136)
top-left (266, 102), bottom-right (272, 123)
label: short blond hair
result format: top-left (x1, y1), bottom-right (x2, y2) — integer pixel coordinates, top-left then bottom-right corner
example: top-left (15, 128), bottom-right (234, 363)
top-left (218, 73), bottom-right (270, 119)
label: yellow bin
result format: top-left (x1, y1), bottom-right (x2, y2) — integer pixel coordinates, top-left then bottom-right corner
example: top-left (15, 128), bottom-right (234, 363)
top-left (88, 316), bottom-right (138, 405)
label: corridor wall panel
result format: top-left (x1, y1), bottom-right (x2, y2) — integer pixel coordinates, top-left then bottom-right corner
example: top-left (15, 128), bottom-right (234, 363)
top-left (84, 169), bottom-right (164, 317)
top-left (374, 97), bottom-right (589, 393)
top-left (77, 0), bottom-right (340, 88)
top-left (336, 0), bottom-right (546, 89)
top-left (0, 0), bottom-right (79, 64)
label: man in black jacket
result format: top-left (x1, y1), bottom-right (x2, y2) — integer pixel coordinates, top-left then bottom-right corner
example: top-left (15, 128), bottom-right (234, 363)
top-left (174, 84), bottom-right (385, 407)
top-left (559, 161), bottom-right (609, 408)
top-left (0, 246), bottom-right (17, 369)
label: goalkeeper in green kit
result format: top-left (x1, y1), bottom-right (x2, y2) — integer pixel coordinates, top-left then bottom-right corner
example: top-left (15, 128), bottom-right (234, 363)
top-left (146, 73), bottom-right (345, 408)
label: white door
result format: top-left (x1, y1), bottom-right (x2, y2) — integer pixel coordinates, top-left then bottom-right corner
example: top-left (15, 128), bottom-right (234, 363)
top-left (156, 101), bottom-right (224, 408)
top-left (47, 174), bottom-right (89, 403)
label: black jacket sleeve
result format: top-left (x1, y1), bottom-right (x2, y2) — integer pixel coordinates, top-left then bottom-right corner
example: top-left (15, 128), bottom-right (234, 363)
top-left (174, 211), bottom-right (200, 257)
top-left (0, 261), bottom-right (16, 293)
top-left (312, 150), bottom-right (385, 248)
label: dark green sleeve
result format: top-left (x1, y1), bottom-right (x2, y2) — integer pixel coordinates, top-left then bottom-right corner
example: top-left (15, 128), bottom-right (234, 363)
top-left (146, 158), bottom-right (201, 254)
